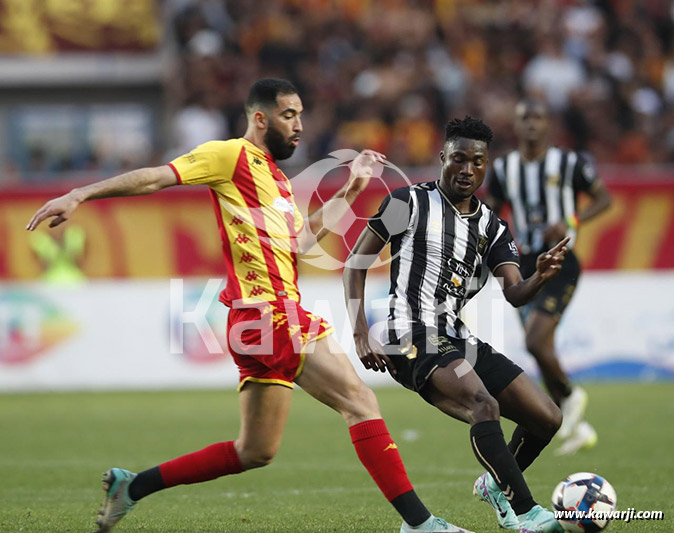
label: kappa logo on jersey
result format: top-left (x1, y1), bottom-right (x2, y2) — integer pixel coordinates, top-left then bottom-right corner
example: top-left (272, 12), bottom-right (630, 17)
top-left (234, 233), bottom-right (251, 244)
top-left (245, 271), bottom-right (260, 281)
top-left (383, 443), bottom-right (398, 452)
top-left (239, 252), bottom-right (254, 263)
top-left (272, 196), bottom-right (295, 214)
top-left (252, 157), bottom-right (263, 165)
top-left (249, 285), bottom-right (266, 297)
top-left (230, 216), bottom-right (244, 225)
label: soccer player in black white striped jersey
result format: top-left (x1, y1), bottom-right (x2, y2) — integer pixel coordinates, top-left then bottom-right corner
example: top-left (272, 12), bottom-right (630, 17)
top-left (344, 117), bottom-right (570, 532)
top-left (486, 100), bottom-right (611, 455)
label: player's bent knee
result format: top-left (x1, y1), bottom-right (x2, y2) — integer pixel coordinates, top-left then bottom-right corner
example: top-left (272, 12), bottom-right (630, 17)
top-left (341, 382), bottom-right (380, 424)
top-left (238, 450), bottom-right (276, 470)
top-left (234, 443), bottom-right (278, 470)
top-left (471, 391), bottom-right (500, 422)
top-left (525, 336), bottom-right (544, 359)
top-left (529, 401), bottom-right (562, 440)
top-left (360, 385), bottom-right (380, 415)
top-left (525, 331), bottom-right (555, 361)
top-left (545, 404), bottom-right (563, 438)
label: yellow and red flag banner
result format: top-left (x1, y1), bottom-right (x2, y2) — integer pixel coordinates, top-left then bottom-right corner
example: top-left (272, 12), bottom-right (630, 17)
top-left (1, 172), bottom-right (673, 279)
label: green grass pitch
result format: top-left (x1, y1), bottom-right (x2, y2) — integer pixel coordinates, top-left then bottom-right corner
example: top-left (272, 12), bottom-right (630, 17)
top-left (1, 383), bottom-right (672, 532)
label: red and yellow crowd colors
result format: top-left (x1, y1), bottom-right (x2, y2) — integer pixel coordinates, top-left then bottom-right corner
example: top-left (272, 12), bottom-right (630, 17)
top-left (0, 0), bottom-right (158, 54)
top-left (2, 172), bottom-right (674, 279)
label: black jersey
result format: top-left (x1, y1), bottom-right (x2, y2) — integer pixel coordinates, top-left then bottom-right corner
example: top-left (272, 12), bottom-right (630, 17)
top-left (487, 147), bottom-right (597, 254)
top-left (367, 181), bottom-right (519, 341)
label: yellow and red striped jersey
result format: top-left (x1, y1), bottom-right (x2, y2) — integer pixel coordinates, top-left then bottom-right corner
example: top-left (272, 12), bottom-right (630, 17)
top-left (169, 138), bottom-right (305, 306)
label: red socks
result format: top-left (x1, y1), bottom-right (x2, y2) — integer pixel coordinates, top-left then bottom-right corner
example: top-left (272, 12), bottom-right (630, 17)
top-left (159, 441), bottom-right (243, 487)
top-left (156, 421), bottom-right (412, 503)
top-left (349, 419), bottom-right (413, 501)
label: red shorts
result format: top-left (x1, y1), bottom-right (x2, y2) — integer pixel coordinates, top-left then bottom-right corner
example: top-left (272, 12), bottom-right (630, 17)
top-left (226, 300), bottom-right (334, 391)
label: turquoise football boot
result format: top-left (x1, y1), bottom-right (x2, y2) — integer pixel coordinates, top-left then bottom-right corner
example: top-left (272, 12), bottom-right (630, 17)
top-left (400, 515), bottom-right (474, 532)
top-left (473, 473), bottom-right (519, 529)
top-left (517, 505), bottom-right (563, 533)
top-left (95, 468), bottom-right (137, 532)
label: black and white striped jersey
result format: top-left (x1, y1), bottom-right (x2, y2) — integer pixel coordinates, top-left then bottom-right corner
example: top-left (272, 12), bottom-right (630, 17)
top-left (487, 147), bottom-right (597, 255)
top-left (367, 181), bottom-right (520, 341)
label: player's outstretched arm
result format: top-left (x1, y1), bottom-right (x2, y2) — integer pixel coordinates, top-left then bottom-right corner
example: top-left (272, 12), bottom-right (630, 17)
top-left (297, 149), bottom-right (386, 253)
top-left (26, 165), bottom-right (178, 231)
top-left (496, 237), bottom-right (570, 307)
top-left (343, 226), bottom-right (395, 374)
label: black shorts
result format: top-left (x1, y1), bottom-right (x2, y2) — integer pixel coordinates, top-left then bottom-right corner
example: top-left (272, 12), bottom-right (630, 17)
top-left (384, 326), bottom-right (523, 402)
top-left (518, 249), bottom-right (581, 323)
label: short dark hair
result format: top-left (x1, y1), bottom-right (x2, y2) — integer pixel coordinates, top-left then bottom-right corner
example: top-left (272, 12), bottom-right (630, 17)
top-left (516, 98), bottom-right (549, 116)
top-left (246, 78), bottom-right (298, 114)
top-left (445, 116), bottom-right (493, 147)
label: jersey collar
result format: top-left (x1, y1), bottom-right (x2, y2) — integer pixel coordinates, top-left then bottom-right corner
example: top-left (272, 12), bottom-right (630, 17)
top-left (242, 137), bottom-right (270, 159)
top-left (435, 181), bottom-right (482, 217)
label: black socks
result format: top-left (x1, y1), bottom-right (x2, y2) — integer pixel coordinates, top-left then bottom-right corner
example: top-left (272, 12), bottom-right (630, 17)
top-left (508, 425), bottom-right (552, 473)
top-left (391, 490), bottom-right (432, 527)
top-left (128, 466), bottom-right (165, 502)
top-left (470, 420), bottom-right (536, 516)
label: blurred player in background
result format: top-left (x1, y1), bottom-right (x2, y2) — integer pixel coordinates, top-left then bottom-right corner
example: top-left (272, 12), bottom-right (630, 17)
top-left (486, 99), bottom-right (612, 455)
top-left (27, 79), bottom-right (469, 533)
top-left (345, 117), bottom-right (566, 533)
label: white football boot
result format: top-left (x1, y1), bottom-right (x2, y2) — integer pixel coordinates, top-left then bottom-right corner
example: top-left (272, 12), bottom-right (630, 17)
top-left (558, 387), bottom-right (588, 440)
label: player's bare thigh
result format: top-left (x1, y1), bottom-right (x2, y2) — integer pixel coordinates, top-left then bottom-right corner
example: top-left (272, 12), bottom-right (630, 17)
top-left (235, 382), bottom-right (293, 469)
top-left (295, 334), bottom-right (380, 425)
top-left (426, 359), bottom-right (500, 425)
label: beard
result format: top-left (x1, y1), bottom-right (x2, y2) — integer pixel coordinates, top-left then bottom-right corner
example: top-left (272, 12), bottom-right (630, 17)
top-left (264, 123), bottom-right (297, 161)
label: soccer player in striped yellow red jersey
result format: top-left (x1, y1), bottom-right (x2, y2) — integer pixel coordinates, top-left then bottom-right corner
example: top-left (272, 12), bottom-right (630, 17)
top-left (27, 79), bottom-right (470, 533)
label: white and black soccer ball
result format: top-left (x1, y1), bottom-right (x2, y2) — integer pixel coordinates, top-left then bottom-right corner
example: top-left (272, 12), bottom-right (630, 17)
top-left (552, 472), bottom-right (617, 532)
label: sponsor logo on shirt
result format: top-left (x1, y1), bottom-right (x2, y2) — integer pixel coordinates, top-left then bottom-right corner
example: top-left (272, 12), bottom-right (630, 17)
top-left (273, 196), bottom-right (295, 214)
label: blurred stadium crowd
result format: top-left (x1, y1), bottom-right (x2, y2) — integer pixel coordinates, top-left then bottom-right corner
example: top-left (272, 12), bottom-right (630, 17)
top-left (1, 0), bottom-right (673, 184)
top-left (167, 0), bottom-right (674, 167)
